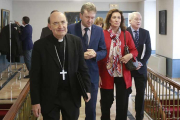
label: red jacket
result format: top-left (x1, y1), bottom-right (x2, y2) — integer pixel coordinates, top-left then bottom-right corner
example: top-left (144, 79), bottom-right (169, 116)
top-left (98, 30), bottom-right (138, 89)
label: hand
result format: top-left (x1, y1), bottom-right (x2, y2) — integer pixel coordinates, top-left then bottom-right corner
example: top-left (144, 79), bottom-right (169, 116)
top-left (136, 62), bottom-right (142, 70)
top-left (14, 21), bottom-right (20, 26)
top-left (32, 104), bottom-right (41, 117)
top-left (85, 93), bottom-right (91, 102)
top-left (84, 49), bottom-right (96, 59)
top-left (120, 53), bottom-right (132, 64)
top-left (99, 77), bottom-right (102, 88)
top-left (87, 49), bottom-right (96, 58)
top-left (84, 51), bottom-right (91, 59)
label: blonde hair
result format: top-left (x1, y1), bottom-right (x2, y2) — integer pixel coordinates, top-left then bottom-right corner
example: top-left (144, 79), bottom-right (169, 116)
top-left (81, 2), bottom-right (97, 14)
top-left (94, 17), bottom-right (104, 28)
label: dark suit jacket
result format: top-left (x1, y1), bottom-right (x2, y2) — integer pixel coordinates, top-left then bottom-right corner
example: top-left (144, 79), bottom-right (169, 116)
top-left (20, 24), bottom-right (33, 50)
top-left (127, 27), bottom-right (151, 75)
top-left (40, 27), bottom-right (52, 39)
top-left (30, 34), bottom-right (91, 114)
top-left (0, 24), bottom-right (23, 62)
top-left (67, 22), bottom-right (107, 84)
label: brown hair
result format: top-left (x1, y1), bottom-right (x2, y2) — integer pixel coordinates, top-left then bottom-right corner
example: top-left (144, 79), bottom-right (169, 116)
top-left (104, 9), bottom-right (126, 31)
top-left (94, 17), bottom-right (104, 28)
top-left (22, 16), bottom-right (30, 24)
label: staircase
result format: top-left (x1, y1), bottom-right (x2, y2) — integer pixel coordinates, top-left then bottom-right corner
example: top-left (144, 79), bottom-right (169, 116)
top-left (0, 64), bottom-right (30, 120)
top-left (145, 99), bottom-right (180, 120)
top-left (144, 67), bottom-right (180, 120)
top-left (0, 104), bottom-right (12, 120)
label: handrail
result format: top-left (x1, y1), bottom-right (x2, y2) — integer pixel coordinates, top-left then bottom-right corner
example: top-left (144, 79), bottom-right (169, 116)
top-left (146, 67), bottom-right (180, 120)
top-left (147, 67), bottom-right (180, 88)
top-left (3, 80), bottom-right (30, 120)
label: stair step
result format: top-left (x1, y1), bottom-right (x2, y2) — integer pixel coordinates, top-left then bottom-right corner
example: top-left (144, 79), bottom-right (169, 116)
top-left (0, 104), bottom-right (12, 109)
top-left (0, 110), bottom-right (8, 120)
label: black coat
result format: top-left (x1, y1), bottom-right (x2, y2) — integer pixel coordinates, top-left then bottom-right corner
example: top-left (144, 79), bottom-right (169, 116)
top-left (40, 27), bottom-right (52, 39)
top-left (30, 34), bottom-right (91, 114)
top-left (127, 27), bottom-right (152, 75)
top-left (0, 24), bottom-right (23, 62)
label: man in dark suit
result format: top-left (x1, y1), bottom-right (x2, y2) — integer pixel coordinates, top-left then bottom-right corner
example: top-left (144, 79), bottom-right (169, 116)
top-left (30, 12), bottom-right (91, 120)
top-left (40, 17), bottom-right (52, 39)
top-left (127, 12), bottom-right (152, 120)
top-left (15, 16), bottom-right (33, 78)
top-left (40, 10), bottom-right (59, 39)
top-left (68, 2), bottom-right (106, 120)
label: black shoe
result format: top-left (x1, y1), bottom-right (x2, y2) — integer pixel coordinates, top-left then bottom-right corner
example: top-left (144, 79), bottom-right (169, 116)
top-left (24, 75), bottom-right (30, 78)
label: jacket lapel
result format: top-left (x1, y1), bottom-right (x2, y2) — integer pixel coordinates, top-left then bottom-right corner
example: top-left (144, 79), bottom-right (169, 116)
top-left (138, 28), bottom-right (144, 45)
top-left (76, 22), bottom-right (83, 39)
top-left (65, 35), bottom-right (74, 74)
top-left (45, 36), bottom-right (60, 68)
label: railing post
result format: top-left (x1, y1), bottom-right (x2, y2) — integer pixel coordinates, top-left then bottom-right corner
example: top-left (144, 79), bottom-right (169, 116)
top-left (165, 82), bottom-right (168, 119)
top-left (173, 87), bottom-right (175, 120)
top-left (161, 81), bottom-right (165, 120)
top-left (168, 84), bottom-right (171, 119)
top-left (177, 89), bottom-right (179, 120)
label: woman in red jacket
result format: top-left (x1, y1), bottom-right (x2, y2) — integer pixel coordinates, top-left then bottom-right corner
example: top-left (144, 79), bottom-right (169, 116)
top-left (98, 9), bottom-right (138, 120)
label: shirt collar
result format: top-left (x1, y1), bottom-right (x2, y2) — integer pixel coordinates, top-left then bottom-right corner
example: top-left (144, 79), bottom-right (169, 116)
top-left (52, 35), bottom-right (64, 45)
top-left (58, 39), bottom-right (63, 42)
top-left (131, 26), bottom-right (139, 32)
top-left (81, 22), bottom-right (91, 31)
top-left (23, 24), bottom-right (28, 27)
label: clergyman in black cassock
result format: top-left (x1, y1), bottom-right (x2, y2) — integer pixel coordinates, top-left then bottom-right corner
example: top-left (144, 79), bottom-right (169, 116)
top-left (30, 12), bottom-right (91, 120)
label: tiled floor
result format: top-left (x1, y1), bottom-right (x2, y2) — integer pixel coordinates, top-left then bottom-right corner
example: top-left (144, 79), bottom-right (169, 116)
top-left (73, 79), bottom-right (150, 120)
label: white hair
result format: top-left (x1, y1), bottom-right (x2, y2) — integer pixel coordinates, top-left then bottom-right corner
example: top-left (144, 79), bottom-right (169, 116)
top-left (129, 12), bottom-right (142, 20)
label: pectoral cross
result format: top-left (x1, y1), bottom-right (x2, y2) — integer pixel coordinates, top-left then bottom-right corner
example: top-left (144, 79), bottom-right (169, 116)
top-left (60, 69), bottom-right (67, 80)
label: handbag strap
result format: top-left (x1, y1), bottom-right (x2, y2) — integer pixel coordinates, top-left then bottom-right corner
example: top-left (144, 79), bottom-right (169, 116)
top-left (124, 31), bottom-right (127, 46)
top-left (124, 31), bottom-right (129, 53)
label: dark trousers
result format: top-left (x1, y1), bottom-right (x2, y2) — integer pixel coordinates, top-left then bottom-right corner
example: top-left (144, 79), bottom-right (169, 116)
top-left (85, 82), bottom-right (98, 120)
top-left (23, 49), bottom-right (32, 71)
top-left (100, 88), bottom-right (114, 120)
top-left (132, 71), bottom-right (147, 120)
top-left (42, 90), bottom-right (79, 120)
top-left (100, 77), bottom-right (131, 120)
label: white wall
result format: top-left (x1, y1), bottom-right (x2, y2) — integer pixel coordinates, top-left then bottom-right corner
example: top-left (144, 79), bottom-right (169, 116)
top-left (144, 1), bottom-right (156, 50)
top-left (138, 1), bottom-right (144, 28)
top-left (12, 1), bottom-right (138, 42)
top-left (173, 0), bottom-right (180, 59)
top-left (156, 0), bottom-right (173, 58)
top-left (0, 0), bottom-right (13, 31)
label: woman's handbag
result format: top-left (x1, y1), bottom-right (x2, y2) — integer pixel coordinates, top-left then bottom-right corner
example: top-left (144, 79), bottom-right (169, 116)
top-left (124, 31), bottom-right (137, 71)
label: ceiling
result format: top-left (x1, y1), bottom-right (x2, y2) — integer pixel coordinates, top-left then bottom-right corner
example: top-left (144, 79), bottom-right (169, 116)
top-left (12, 0), bottom-right (156, 2)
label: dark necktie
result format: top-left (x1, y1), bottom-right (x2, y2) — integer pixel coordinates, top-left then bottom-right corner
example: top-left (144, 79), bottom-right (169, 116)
top-left (83, 28), bottom-right (89, 51)
top-left (134, 31), bottom-right (139, 48)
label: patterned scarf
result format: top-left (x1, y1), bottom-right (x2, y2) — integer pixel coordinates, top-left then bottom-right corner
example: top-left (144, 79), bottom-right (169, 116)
top-left (106, 27), bottom-right (122, 77)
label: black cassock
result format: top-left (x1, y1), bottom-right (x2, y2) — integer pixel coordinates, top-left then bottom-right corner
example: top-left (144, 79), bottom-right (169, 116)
top-left (30, 34), bottom-right (91, 119)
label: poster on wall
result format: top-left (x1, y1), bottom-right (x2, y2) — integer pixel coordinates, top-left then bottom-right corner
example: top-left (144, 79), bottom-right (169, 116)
top-left (1, 9), bottom-right (10, 29)
top-left (65, 12), bottom-right (80, 25)
top-left (159, 10), bottom-right (167, 35)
